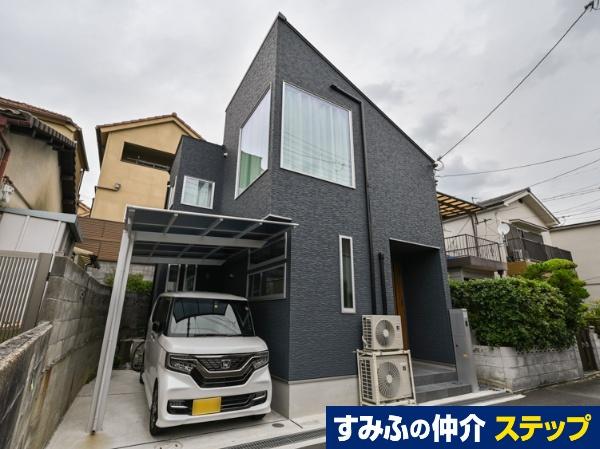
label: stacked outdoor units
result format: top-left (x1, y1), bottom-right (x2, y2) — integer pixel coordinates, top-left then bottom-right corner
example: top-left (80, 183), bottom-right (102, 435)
top-left (357, 315), bottom-right (416, 405)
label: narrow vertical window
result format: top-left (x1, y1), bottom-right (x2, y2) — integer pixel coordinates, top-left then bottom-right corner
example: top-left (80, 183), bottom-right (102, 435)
top-left (236, 88), bottom-right (272, 196)
top-left (339, 235), bottom-right (355, 313)
top-left (167, 176), bottom-right (177, 209)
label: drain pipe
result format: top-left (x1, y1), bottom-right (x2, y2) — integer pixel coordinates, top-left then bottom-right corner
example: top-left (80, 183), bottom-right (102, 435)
top-left (331, 84), bottom-right (378, 315)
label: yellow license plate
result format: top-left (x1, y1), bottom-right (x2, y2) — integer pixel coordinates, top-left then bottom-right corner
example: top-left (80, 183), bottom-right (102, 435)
top-left (192, 397), bottom-right (221, 416)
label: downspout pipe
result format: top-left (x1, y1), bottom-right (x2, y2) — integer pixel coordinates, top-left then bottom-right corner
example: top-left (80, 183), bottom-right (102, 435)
top-left (0, 117), bottom-right (11, 178)
top-left (330, 84), bottom-right (378, 315)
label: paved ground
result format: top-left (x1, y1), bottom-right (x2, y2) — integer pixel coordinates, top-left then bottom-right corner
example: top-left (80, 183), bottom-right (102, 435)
top-left (46, 370), bottom-right (325, 449)
top-left (501, 375), bottom-right (600, 406)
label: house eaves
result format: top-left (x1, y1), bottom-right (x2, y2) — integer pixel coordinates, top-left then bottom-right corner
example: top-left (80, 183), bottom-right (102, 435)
top-left (478, 187), bottom-right (559, 227)
top-left (96, 113), bottom-right (203, 166)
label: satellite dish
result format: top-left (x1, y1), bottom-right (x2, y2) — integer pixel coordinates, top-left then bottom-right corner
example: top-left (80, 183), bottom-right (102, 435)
top-left (497, 223), bottom-right (510, 236)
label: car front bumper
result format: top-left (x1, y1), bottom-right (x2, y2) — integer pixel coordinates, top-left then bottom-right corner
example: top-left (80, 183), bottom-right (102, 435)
top-left (156, 364), bottom-right (272, 427)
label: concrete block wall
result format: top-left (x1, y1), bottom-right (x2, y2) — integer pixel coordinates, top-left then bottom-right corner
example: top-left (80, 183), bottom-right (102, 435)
top-left (473, 345), bottom-right (583, 391)
top-left (0, 256), bottom-right (111, 449)
top-left (589, 327), bottom-right (600, 369)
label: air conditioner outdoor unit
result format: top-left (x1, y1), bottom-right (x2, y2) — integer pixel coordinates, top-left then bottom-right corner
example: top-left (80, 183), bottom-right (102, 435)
top-left (362, 315), bottom-right (403, 351)
top-left (357, 350), bottom-right (416, 405)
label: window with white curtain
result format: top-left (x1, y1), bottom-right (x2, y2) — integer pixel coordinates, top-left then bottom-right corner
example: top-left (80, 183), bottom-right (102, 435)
top-left (281, 83), bottom-right (355, 187)
top-left (236, 88), bottom-right (272, 196)
top-left (181, 176), bottom-right (214, 209)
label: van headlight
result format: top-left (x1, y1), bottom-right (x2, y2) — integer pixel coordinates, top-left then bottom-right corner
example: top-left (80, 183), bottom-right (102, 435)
top-left (252, 351), bottom-right (269, 369)
top-left (166, 353), bottom-right (196, 374)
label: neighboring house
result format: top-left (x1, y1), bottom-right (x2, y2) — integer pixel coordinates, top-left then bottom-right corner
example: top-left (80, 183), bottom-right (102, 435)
top-left (0, 106), bottom-right (84, 214)
top-left (551, 219), bottom-right (600, 301)
top-left (155, 14), bottom-right (467, 416)
top-left (77, 200), bottom-right (91, 217)
top-left (442, 188), bottom-right (572, 277)
top-left (0, 97), bottom-right (89, 204)
top-left (91, 113), bottom-right (201, 222)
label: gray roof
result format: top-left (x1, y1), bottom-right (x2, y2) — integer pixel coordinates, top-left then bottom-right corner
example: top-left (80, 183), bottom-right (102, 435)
top-left (477, 188), bottom-right (531, 207)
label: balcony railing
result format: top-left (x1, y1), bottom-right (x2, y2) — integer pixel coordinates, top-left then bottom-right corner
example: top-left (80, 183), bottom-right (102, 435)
top-left (444, 234), bottom-right (503, 263)
top-left (506, 237), bottom-right (572, 262)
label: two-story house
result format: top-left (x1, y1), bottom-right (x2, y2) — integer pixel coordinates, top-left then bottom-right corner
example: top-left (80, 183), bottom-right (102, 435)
top-left (152, 14), bottom-right (469, 417)
top-left (442, 188), bottom-right (572, 278)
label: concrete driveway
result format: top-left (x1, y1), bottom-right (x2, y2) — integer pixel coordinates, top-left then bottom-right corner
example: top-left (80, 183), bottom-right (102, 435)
top-left (46, 370), bottom-right (324, 449)
top-left (501, 375), bottom-right (600, 406)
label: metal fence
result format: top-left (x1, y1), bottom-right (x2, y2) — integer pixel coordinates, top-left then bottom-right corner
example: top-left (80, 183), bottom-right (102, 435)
top-left (0, 251), bottom-right (52, 343)
top-left (506, 238), bottom-right (573, 263)
top-left (444, 234), bottom-right (503, 262)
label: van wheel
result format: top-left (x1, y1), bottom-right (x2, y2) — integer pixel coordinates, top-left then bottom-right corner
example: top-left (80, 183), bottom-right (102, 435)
top-left (139, 371), bottom-right (144, 385)
top-left (149, 384), bottom-right (163, 436)
top-left (251, 414), bottom-right (266, 420)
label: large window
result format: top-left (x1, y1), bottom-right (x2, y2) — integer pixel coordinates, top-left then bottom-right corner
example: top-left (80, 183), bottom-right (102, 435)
top-left (339, 235), bottom-right (355, 313)
top-left (281, 83), bottom-right (355, 187)
top-left (121, 142), bottom-right (174, 171)
top-left (236, 88), bottom-right (272, 196)
top-left (181, 176), bottom-right (214, 209)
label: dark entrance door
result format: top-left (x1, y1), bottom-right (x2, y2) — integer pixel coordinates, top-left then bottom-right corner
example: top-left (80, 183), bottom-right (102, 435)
top-left (576, 328), bottom-right (598, 371)
top-left (391, 258), bottom-right (409, 350)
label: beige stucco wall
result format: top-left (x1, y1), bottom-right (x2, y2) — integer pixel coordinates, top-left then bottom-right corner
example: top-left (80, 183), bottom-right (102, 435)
top-left (91, 121), bottom-right (189, 221)
top-left (551, 224), bottom-right (600, 301)
top-left (443, 200), bottom-right (554, 263)
top-left (3, 133), bottom-right (62, 212)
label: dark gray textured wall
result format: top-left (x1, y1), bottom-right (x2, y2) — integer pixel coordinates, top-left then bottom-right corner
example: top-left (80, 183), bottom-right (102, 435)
top-left (168, 16), bottom-right (455, 381)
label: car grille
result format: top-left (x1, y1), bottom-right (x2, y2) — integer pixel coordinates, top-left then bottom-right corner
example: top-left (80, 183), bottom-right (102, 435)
top-left (191, 362), bottom-right (255, 388)
top-left (197, 354), bottom-right (252, 371)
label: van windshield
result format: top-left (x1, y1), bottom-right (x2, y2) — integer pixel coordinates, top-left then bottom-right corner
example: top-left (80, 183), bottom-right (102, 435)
top-left (167, 298), bottom-right (254, 337)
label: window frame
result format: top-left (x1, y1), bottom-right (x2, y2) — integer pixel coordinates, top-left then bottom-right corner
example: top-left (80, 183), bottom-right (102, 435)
top-left (280, 81), bottom-right (356, 189)
top-left (247, 232), bottom-right (288, 271)
top-left (338, 235), bottom-right (356, 314)
top-left (234, 85), bottom-right (273, 199)
top-left (180, 175), bottom-right (215, 209)
top-left (246, 263), bottom-right (287, 301)
top-left (167, 176), bottom-right (177, 209)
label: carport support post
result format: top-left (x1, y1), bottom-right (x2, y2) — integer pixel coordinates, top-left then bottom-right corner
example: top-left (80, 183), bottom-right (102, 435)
top-left (87, 230), bottom-right (134, 433)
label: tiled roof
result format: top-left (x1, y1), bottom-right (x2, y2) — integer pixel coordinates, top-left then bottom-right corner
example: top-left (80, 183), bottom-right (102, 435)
top-left (96, 112), bottom-right (201, 138)
top-left (0, 96), bottom-right (75, 125)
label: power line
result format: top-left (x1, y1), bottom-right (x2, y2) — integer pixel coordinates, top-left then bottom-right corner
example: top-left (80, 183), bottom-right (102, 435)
top-left (437, 1), bottom-right (596, 162)
top-left (529, 155), bottom-right (600, 187)
top-left (542, 184), bottom-right (600, 201)
top-left (438, 146), bottom-right (600, 177)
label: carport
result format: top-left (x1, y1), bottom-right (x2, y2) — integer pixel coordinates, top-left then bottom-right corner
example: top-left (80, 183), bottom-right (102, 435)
top-left (88, 205), bottom-right (296, 433)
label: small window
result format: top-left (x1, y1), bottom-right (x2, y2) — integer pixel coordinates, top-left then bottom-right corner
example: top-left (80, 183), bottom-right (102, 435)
top-left (339, 236), bottom-right (355, 313)
top-left (281, 83), bottom-right (355, 188)
top-left (181, 176), bottom-right (215, 209)
top-left (247, 264), bottom-right (286, 301)
top-left (183, 264), bottom-right (196, 291)
top-left (236, 88), bottom-right (272, 197)
top-left (121, 142), bottom-right (174, 171)
top-left (167, 176), bottom-right (177, 209)
top-left (165, 264), bottom-right (179, 292)
top-left (248, 234), bottom-right (287, 269)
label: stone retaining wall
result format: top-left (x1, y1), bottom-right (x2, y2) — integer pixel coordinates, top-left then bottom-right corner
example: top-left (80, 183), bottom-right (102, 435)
top-left (473, 345), bottom-right (584, 391)
top-left (0, 257), bottom-right (111, 449)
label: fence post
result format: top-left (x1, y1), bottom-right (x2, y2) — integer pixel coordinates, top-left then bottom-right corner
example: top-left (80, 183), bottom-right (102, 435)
top-left (20, 253), bottom-right (53, 332)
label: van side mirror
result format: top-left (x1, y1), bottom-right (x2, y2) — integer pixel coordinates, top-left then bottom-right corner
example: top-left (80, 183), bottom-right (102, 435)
top-left (151, 321), bottom-right (161, 333)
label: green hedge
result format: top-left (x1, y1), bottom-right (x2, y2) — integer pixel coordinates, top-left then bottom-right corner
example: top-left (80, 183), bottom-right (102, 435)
top-left (450, 277), bottom-right (573, 351)
top-left (104, 272), bottom-right (153, 295)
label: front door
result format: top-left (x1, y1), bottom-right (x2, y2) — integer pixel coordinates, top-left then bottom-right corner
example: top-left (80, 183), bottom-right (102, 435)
top-left (391, 258), bottom-right (409, 349)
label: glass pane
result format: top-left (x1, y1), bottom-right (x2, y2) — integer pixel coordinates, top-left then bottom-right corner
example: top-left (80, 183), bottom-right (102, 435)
top-left (237, 89), bottom-right (271, 194)
top-left (282, 84), bottom-right (353, 187)
top-left (166, 265), bottom-right (179, 292)
top-left (182, 177), bottom-right (213, 208)
top-left (249, 235), bottom-right (285, 267)
top-left (341, 238), bottom-right (354, 309)
top-left (184, 265), bottom-right (196, 291)
top-left (261, 266), bottom-right (285, 296)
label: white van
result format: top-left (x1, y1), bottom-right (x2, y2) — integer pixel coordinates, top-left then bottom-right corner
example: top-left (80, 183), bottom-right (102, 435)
top-left (142, 292), bottom-right (271, 435)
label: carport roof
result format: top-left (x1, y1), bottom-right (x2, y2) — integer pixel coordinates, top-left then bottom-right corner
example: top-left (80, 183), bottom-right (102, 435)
top-left (124, 206), bottom-right (297, 266)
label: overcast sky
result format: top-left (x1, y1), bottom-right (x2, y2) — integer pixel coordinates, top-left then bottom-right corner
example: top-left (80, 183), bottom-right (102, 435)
top-left (1, 0), bottom-right (599, 223)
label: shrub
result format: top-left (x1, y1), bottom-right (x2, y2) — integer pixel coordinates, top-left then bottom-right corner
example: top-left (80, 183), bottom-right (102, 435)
top-left (521, 258), bottom-right (588, 333)
top-left (583, 300), bottom-right (600, 334)
top-left (104, 272), bottom-right (153, 295)
top-left (450, 277), bottom-right (573, 351)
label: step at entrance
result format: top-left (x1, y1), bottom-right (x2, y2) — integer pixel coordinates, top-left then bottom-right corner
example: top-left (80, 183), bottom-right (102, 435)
top-left (412, 360), bottom-right (472, 403)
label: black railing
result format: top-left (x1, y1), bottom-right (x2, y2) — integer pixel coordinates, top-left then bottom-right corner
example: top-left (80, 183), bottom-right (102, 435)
top-left (506, 237), bottom-right (572, 262)
top-left (444, 234), bottom-right (503, 263)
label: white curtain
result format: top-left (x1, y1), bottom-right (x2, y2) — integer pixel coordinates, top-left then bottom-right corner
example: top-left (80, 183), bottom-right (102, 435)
top-left (282, 83), bottom-right (353, 187)
top-left (182, 176), bottom-right (212, 208)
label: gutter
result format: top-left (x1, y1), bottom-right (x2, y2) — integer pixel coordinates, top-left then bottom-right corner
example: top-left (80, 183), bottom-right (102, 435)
top-left (330, 84), bottom-right (379, 315)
